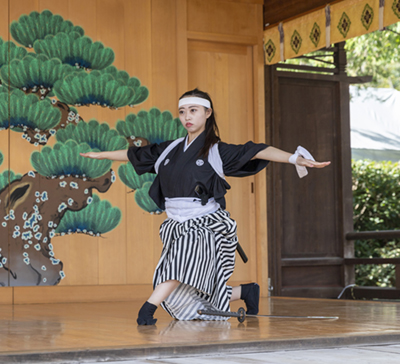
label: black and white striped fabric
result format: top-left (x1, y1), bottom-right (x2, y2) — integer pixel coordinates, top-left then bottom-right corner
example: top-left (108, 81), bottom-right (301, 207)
top-left (153, 209), bottom-right (238, 321)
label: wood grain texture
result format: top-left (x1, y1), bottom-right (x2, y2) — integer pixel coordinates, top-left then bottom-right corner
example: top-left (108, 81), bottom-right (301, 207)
top-left (188, 40), bottom-right (258, 282)
top-left (266, 65), bottom-right (353, 298)
top-left (1, 297), bottom-right (400, 359)
top-left (1, 0), bottom-right (267, 302)
top-left (13, 284), bottom-right (153, 304)
top-left (188, 0), bottom-right (259, 36)
top-left (0, 0), bottom-right (9, 289)
top-left (264, 0), bottom-right (344, 27)
top-left (253, 3), bottom-right (269, 296)
top-left (0, 288), bottom-right (12, 304)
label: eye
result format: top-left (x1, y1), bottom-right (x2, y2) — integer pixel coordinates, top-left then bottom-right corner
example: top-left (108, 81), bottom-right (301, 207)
top-left (190, 108), bottom-right (197, 112)
top-left (179, 110), bottom-right (184, 114)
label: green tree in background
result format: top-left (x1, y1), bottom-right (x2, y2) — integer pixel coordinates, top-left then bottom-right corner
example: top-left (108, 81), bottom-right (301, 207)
top-left (283, 22), bottom-right (400, 90)
top-left (352, 160), bottom-right (400, 287)
top-left (282, 23), bottom-right (400, 288)
top-left (346, 23), bottom-right (400, 90)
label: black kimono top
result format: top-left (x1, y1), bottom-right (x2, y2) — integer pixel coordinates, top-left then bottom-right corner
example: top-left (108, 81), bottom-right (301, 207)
top-left (127, 131), bottom-right (269, 210)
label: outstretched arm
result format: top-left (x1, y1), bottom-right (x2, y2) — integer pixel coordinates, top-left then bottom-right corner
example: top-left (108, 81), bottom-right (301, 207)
top-left (80, 150), bottom-right (129, 161)
top-left (252, 146), bottom-right (331, 168)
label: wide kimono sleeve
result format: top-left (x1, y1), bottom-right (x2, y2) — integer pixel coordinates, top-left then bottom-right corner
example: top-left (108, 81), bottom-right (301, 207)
top-left (218, 141), bottom-right (270, 177)
top-left (127, 140), bottom-right (174, 175)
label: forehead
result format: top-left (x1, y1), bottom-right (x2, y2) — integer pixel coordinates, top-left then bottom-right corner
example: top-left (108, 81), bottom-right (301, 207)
top-left (178, 104), bottom-right (202, 110)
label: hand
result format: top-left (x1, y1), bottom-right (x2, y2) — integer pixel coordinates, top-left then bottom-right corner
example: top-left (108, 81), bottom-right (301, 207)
top-left (296, 156), bottom-right (331, 168)
top-left (80, 152), bottom-right (104, 159)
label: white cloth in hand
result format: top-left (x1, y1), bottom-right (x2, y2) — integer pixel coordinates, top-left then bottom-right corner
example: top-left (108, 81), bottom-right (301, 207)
top-left (288, 146), bottom-right (315, 178)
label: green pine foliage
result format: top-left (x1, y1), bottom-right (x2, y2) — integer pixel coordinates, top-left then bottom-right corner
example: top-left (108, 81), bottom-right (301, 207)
top-left (33, 32), bottom-right (114, 70)
top-left (118, 163), bottom-right (155, 190)
top-left (135, 181), bottom-right (162, 214)
top-left (53, 70), bottom-right (147, 108)
top-left (0, 150), bottom-right (3, 166)
top-left (0, 54), bottom-right (79, 97)
top-left (116, 108), bottom-right (186, 144)
top-left (0, 39), bottom-right (29, 69)
top-left (100, 66), bottom-right (149, 105)
top-left (55, 194), bottom-right (122, 236)
top-left (55, 120), bottom-right (128, 151)
top-left (116, 108), bottom-right (185, 214)
top-left (0, 170), bottom-right (23, 192)
top-left (31, 140), bottom-right (111, 178)
top-left (0, 89), bottom-right (61, 132)
top-left (10, 10), bottom-right (84, 48)
top-left (352, 160), bottom-right (400, 287)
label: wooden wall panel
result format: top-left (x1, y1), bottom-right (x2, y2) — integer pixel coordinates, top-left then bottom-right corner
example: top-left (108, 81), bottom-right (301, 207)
top-left (188, 0), bottom-right (259, 36)
top-left (13, 284), bottom-right (154, 304)
top-left (0, 0), bottom-right (9, 290)
top-left (253, 2), bottom-right (268, 296)
top-left (188, 41), bottom-right (257, 282)
top-left (149, 0), bottom-right (181, 271)
top-left (39, 0), bottom-right (68, 14)
top-left (123, 0), bottom-right (153, 107)
top-left (1, 0), bottom-right (267, 302)
top-left (96, 0), bottom-right (127, 285)
top-left (122, 0), bottom-right (160, 286)
top-left (0, 0), bottom-right (9, 38)
top-left (8, 0), bottom-right (40, 288)
top-left (0, 288), bottom-right (13, 304)
top-left (151, 0), bottom-right (178, 111)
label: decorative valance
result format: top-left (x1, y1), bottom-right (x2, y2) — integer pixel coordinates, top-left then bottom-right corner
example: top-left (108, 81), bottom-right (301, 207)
top-left (264, 0), bottom-right (400, 64)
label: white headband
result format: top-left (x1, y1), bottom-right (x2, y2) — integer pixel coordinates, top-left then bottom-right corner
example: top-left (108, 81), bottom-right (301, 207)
top-left (178, 97), bottom-right (211, 109)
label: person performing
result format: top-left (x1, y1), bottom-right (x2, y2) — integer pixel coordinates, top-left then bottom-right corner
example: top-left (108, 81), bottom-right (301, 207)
top-left (81, 89), bottom-right (330, 325)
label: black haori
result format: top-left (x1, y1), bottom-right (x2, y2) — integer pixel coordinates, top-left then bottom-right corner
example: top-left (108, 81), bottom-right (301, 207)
top-left (153, 209), bottom-right (238, 320)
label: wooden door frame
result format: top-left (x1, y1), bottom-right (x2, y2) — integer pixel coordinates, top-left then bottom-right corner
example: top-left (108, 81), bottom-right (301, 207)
top-left (265, 44), bottom-right (370, 296)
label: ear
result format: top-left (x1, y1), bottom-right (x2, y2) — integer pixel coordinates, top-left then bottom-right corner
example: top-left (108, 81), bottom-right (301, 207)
top-left (206, 108), bottom-right (213, 119)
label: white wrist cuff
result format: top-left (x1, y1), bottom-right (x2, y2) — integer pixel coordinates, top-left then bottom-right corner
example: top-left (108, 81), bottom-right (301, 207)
top-left (290, 146), bottom-right (315, 178)
top-left (288, 153), bottom-right (298, 165)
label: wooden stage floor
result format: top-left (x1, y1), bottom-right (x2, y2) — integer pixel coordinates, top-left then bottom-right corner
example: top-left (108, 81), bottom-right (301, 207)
top-left (1, 297), bottom-right (400, 363)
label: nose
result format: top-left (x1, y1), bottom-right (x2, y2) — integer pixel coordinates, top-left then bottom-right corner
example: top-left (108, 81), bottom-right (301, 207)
top-left (185, 111), bottom-right (191, 120)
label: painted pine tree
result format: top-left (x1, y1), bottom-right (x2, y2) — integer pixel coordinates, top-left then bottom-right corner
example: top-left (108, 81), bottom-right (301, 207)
top-left (0, 10), bottom-right (186, 286)
top-left (116, 108), bottom-right (186, 213)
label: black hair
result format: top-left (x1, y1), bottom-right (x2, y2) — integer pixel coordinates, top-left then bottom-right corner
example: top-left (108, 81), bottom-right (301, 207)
top-left (179, 88), bottom-right (220, 158)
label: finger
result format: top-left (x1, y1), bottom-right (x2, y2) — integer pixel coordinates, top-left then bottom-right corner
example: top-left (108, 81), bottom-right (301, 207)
top-left (309, 161), bottom-right (331, 168)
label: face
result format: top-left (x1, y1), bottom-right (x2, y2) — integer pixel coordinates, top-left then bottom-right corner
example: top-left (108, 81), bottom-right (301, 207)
top-left (178, 103), bottom-right (212, 136)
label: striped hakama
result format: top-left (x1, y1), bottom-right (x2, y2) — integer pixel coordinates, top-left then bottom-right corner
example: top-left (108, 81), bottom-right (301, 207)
top-left (128, 132), bottom-right (269, 322)
top-left (153, 209), bottom-right (238, 321)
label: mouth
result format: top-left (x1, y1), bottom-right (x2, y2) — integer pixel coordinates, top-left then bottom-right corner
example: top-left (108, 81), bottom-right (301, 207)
top-left (185, 123), bottom-right (193, 128)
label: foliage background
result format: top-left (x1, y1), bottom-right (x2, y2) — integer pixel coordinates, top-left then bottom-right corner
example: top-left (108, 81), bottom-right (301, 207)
top-left (284, 23), bottom-right (400, 287)
top-left (283, 23), bottom-right (400, 92)
top-left (352, 160), bottom-right (400, 287)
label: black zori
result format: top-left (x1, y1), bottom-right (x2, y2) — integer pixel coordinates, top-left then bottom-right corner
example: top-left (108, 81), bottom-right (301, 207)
top-left (240, 283), bottom-right (260, 315)
top-left (137, 301), bottom-right (158, 325)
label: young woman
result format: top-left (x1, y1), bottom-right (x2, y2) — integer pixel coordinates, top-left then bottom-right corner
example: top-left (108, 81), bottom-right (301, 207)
top-left (81, 89), bottom-right (330, 325)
